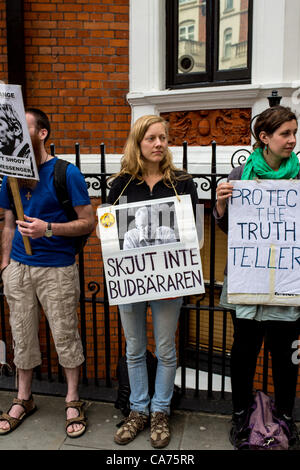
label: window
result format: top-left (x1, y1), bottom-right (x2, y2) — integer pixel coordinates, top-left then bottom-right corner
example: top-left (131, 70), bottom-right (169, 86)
top-left (166, 0), bottom-right (253, 88)
top-left (224, 0), bottom-right (234, 11)
top-left (179, 22), bottom-right (195, 41)
top-left (223, 27), bottom-right (232, 60)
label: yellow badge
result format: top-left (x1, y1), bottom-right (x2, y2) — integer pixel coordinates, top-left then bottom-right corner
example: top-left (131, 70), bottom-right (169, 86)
top-left (100, 212), bottom-right (115, 228)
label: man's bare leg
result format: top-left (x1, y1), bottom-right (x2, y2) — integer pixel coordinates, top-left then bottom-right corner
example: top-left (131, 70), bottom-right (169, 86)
top-left (64, 366), bottom-right (84, 434)
top-left (0, 368), bottom-right (33, 431)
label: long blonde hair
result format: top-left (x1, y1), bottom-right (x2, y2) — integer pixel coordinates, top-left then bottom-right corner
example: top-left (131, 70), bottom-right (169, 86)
top-left (109, 115), bottom-right (190, 185)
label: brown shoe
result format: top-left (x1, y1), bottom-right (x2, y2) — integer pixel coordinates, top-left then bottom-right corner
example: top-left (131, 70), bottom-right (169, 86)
top-left (150, 412), bottom-right (170, 448)
top-left (0, 396), bottom-right (37, 435)
top-left (114, 411), bottom-right (148, 445)
top-left (65, 400), bottom-right (87, 439)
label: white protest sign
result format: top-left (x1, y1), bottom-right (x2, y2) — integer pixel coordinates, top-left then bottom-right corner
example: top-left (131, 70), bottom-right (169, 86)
top-left (97, 195), bottom-right (205, 305)
top-left (227, 179), bottom-right (300, 306)
top-left (0, 84), bottom-right (38, 180)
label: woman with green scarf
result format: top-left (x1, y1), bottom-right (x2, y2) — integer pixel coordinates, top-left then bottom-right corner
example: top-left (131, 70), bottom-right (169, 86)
top-left (214, 106), bottom-right (300, 450)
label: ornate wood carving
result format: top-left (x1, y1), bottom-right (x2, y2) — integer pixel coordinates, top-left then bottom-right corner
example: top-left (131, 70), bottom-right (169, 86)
top-left (161, 109), bottom-right (251, 146)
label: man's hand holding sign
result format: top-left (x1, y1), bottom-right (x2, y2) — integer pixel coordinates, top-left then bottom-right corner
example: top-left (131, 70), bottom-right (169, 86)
top-left (7, 179), bottom-right (32, 255)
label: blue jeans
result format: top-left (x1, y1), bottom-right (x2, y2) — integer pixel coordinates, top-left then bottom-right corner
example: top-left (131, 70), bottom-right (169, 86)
top-left (118, 297), bottom-right (183, 415)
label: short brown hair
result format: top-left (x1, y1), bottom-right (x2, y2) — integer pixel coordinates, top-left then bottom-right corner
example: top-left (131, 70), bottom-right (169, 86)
top-left (25, 107), bottom-right (51, 143)
top-left (253, 106), bottom-right (298, 150)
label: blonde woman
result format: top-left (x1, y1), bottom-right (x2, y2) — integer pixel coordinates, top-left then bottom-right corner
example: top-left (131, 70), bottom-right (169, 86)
top-left (108, 115), bottom-right (198, 448)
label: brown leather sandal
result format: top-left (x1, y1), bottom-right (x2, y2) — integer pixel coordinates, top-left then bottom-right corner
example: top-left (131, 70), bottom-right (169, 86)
top-left (0, 396), bottom-right (37, 435)
top-left (65, 400), bottom-right (87, 438)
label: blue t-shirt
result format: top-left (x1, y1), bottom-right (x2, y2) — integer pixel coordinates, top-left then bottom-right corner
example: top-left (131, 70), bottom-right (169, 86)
top-left (0, 157), bottom-right (91, 267)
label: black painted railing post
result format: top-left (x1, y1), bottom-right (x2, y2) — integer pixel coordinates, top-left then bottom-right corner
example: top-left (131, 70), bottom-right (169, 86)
top-left (100, 143), bottom-right (111, 387)
top-left (48, 142), bottom-right (64, 382)
top-left (179, 311), bottom-right (186, 396)
top-left (221, 311), bottom-right (227, 399)
top-left (75, 143), bottom-right (88, 385)
top-left (208, 141), bottom-right (217, 398)
top-left (88, 281), bottom-right (100, 387)
top-left (183, 141), bottom-right (188, 172)
top-left (262, 347), bottom-right (269, 394)
top-left (0, 293), bottom-right (6, 351)
top-left (6, 0), bottom-right (26, 102)
top-left (100, 143), bottom-right (107, 204)
top-left (179, 140), bottom-right (189, 396)
top-left (50, 143), bottom-right (55, 157)
top-left (117, 308), bottom-right (123, 358)
top-left (75, 142), bottom-right (80, 169)
top-left (195, 299), bottom-right (201, 397)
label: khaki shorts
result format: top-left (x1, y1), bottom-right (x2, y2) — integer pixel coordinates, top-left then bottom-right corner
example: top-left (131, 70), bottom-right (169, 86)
top-left (3, 260), bottom-right (84, 370)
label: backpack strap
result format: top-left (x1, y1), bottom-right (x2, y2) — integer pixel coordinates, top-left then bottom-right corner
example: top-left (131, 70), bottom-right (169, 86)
top-left (53, 159), bottom-right (78, 221)
top-left (54, 158), bottom-right (90, 254)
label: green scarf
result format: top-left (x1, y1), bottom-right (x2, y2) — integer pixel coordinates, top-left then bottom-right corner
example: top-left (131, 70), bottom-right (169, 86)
top-left (241, 147), bottom-right (299, 180)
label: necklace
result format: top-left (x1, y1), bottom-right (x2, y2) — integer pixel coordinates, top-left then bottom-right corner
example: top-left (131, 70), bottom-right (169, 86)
top-left (41, 154), bottom-right (51, 165)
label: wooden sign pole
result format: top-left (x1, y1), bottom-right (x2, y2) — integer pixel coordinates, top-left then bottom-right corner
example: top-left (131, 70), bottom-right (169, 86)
top-left (8, 177), bottom-right (32, 256)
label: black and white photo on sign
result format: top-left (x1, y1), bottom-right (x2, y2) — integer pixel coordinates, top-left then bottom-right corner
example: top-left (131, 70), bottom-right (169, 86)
top-left (0, 84), bottom-right (38, 180)
top-left (0, 103), bottom-right (29, 157)
top-left (97, 195), bottom-right (205, 305)
top-left (117, 201), bottom-right (180, 250)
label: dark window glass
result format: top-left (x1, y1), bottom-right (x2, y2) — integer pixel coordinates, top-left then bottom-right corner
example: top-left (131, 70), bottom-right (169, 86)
top-left (166, 0), bottom-right (253, 88)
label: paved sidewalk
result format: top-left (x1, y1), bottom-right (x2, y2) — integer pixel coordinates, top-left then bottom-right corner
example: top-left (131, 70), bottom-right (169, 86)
top-left (0, 390), bottom-right (233, 452)
top-left (1, 389), bottom-right (299, 468)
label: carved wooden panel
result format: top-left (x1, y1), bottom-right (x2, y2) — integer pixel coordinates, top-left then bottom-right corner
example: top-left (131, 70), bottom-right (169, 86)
top-left (161, 109), bottom-right (251, 146)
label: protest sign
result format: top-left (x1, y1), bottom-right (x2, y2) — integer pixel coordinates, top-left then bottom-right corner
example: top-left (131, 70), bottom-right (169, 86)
top-left (97, 195), bottom-right (205, 305)
top-left (0, 84), bottom-right (38, 180)
top-left (0, 83), bottom-right (38, 255)
top-left (227, 179), bottom-right (300, 306)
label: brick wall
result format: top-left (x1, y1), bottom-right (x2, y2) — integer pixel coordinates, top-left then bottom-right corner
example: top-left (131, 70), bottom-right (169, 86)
top-left (239, 0), bottom-right (249, 43)
top-left (23, 0), bottom-right (131, 155)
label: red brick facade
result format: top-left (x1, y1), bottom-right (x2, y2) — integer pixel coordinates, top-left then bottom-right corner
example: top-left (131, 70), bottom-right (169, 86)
top-left (23, 0), bottom-right (131, 155)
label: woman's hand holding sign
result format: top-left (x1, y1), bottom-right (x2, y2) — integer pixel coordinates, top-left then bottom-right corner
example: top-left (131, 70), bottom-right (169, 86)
top-left (216, 182), bottom-right (233, 217)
